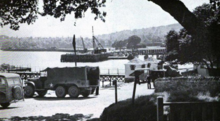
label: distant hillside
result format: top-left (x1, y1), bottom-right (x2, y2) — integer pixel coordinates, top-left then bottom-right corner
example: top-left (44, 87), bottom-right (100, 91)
top-left (0, 23), bottom-right (183, 50)
top-left (96, 23), bottom-right (183, 42)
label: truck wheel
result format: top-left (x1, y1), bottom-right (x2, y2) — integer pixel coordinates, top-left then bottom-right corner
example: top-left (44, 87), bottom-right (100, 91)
top-left (1, 103), bottom-right (10, 109)
top-left (68, 86), bottom-right (79, 98)
top-left (55, 86), bottom-right (66, 98)
top-left (24, 85), bottom-right (34, 98)
top-left (37, 90), bottom-right (48, 97)
top-left (82, 92), bottom-right (90, 98)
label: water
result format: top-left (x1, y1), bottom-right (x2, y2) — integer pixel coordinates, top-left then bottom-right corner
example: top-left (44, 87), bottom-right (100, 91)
top-left (0, 50), bottom-right (130, 75)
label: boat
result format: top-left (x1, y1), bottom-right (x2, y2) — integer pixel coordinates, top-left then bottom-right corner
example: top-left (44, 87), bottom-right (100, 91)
top-left (61, 52), bottom-right (109, 62)
top-left (61, 27), bottom-right (110, 62)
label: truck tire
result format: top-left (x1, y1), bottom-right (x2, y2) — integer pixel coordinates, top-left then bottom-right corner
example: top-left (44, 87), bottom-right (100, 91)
top-left (55, 86), bottom-right (66, 98)
top-left (24, 85), bottom-right (34, 98)
top-left (68, 86), bottom-right (79, 98)
top-left (37, 90), bottom-right (48, 97)
top-left (1, 103), bottom-right (10, 109)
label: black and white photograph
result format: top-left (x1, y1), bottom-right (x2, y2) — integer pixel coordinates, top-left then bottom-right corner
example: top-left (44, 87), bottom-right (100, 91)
top-left (0, 0), bottom-right (220, 121)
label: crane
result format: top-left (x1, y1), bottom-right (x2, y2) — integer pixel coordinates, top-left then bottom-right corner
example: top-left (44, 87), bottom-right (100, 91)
top-left (92, 26), bottom-right (106, 54)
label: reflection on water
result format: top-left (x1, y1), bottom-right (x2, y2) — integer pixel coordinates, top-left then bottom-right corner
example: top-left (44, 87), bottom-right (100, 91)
top-left (0, 51), bottom-right (130, 74)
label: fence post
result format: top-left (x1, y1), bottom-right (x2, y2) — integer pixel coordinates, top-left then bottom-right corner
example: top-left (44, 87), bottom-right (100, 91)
top-left (110, 77), bottom-right (112, 86)
top-left (114, 80), bottom-right (118, 104)
top-left (157, 97), bottom-right (164, 121)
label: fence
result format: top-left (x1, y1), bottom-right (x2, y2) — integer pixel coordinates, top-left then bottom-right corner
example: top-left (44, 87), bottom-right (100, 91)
top-left (157, 97), bottom-right (220, 121)
top-left (100, 69), bottom-right (125, 75)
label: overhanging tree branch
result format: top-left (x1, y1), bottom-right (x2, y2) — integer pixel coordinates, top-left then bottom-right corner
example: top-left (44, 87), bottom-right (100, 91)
top-left (148, 0), bottom-right (205, 36)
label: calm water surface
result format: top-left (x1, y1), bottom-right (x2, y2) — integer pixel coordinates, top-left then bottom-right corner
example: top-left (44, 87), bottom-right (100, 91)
top-left (0, 50), bottom-right (131, 74)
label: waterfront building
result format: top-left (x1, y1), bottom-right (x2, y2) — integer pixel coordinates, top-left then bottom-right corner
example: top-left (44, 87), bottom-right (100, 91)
top-left (124, 57), bottom-right (164, 82)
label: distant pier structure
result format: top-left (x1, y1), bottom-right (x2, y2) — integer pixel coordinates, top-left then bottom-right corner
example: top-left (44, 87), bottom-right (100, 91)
top-left (137, 46), bottom-right (166, 55)
top-left (118, 46), bottom-right (166, 58)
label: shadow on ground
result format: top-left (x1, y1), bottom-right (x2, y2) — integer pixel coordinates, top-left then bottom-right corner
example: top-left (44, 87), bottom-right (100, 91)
top-left (0, 107), bottom-right (19, 110)
top-left (0, 113), bottom-right (100, 121)
top-left (32, 96), bottom-right (97, 101)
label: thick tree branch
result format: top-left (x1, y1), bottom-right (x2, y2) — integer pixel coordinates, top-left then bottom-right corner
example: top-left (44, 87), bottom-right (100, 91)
top-left (148, 0), bottom-right (205, 36)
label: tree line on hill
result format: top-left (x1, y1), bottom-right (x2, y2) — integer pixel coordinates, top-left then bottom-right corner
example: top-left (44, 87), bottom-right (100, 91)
top-left (0, 35), bottom-right (109, 50)
top-left (0, 34), bottom-right (165, 50)
top-left (112, 35), bottom-right (165, 49)
top-left (0, 35), bottom-right (162, 50)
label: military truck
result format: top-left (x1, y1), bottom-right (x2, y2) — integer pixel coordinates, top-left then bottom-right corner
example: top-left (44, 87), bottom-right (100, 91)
top-left (0, 73), bottom-right (24, 108)
top-left (24, 66), bottom-right (100, 98)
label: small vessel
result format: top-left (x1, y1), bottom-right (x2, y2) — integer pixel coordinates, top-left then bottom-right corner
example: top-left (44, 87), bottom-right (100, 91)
top-left (61, 27), bottom-right (110, 62)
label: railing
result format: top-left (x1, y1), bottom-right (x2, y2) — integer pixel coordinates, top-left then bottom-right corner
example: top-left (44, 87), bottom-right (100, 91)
top-left (100, 69), bottom-right (125, 75)
top-left (157, 97), bottom-right (220, 121)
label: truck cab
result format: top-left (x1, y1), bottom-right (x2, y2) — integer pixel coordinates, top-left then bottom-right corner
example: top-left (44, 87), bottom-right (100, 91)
top-left (0, 73), bottom-right (24, 108)
top-left (25, 66), bottom-right (100, 98)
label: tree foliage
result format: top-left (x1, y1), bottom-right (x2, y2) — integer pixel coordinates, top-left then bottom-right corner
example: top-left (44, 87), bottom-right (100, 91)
top-left (166, 3), bottom-right (220, 69)
top-left (165, 30), bottom-right (179, 61)
top-left (112, 40), bottom-right (127, 49)
top-left (126, 35), bottom-right (141, 49)
top-left (165, 30), bottom-right (179, 52)
top-left (0, 0), bottom-right (106, 30)
top-left (0, 0), bottom-right (38, 30)
top-left (111, 35), bottom-right (142, 49)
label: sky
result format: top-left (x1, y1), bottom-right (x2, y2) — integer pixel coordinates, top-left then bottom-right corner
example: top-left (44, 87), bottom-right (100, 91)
top-left (0, 0), bottom-right (209, 38)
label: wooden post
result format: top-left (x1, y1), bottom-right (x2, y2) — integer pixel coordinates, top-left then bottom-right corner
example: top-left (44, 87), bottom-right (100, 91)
top-left (114, 80), bottom-right (118, 104)
top-left (132, 78), bottom-right (137, 105)
top-left (157, 97), bottom-right (164, 121)
top-left (102, 80), bottom-right (104, 87)
top-left (132, 71), bottom-right (139, 105)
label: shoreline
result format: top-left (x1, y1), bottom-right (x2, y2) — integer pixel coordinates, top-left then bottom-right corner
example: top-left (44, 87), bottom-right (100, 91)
top-left (0, 49), bottom-right (86, 52)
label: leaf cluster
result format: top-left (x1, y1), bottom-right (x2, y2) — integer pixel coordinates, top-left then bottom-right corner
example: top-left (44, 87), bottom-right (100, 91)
top-left (0, 0), bottom-right (106, 30)
top-left (0, 0), bottom-right (38, 30)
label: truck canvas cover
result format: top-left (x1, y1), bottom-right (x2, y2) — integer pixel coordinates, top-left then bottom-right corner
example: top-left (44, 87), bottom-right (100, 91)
top-left (43, 66), bottom-right (99, 88)
top-left (47, 67), bottom-right (87, 81)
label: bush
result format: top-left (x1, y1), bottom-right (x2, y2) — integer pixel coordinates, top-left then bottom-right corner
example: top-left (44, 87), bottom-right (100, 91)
top-left (167, 91), bottom-right (203, 102)
top-left (100, 95), bottom-right (157, 121)
top-left (155, 77), bottom-right (220, 97)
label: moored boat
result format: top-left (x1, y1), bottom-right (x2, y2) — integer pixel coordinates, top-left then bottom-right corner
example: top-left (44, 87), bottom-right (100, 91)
top-left (61, 27), bottom-right (110, 62)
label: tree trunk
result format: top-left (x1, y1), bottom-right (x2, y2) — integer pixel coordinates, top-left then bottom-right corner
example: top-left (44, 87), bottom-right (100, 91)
top-left (148, 0), bottom-right (206, 36)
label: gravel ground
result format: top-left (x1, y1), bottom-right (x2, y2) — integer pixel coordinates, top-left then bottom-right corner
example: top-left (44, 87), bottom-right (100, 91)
top-left (0, 82), bottom-right (154, 119)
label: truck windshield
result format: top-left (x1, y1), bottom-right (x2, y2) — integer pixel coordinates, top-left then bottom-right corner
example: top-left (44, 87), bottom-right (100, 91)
top-left (0, 77), bottom-right (6, 85)
top-left (13, 77), bottom-right (21, 84)
top-left (7, 78), bottom-right (14, 85)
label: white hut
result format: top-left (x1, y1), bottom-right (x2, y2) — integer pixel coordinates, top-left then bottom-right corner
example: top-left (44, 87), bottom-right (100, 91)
top-left (124, 57), bottom-right (164, 82)
top-left (145, 57), bottom-right (161, 70)
top-left (124, 57), bottom-right (149, 82)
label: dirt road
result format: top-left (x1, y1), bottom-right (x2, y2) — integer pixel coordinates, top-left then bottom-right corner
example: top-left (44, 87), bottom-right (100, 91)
top-left (0, 82), bottom-right (154, 119)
